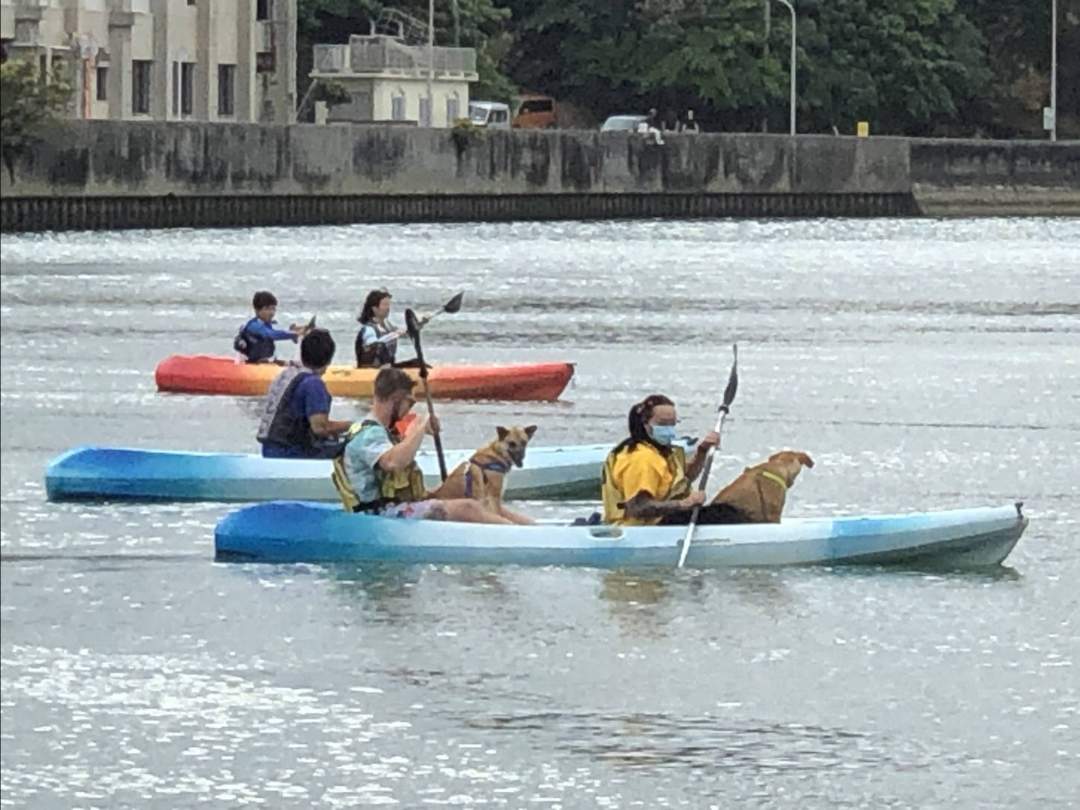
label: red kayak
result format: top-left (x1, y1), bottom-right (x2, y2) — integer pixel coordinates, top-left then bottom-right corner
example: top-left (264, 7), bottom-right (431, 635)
top-left (155, 355), bottom-right (575, 401)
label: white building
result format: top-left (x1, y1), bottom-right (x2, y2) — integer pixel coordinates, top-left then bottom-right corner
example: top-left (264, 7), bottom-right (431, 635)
top-left (0, 0), bottom-right (297, 124)
top-left (310, 35), bottom-right (477, 128)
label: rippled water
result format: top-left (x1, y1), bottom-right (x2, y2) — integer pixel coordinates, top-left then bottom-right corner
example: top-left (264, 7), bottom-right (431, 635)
top-left (2, 219), bottom-right (1078, 807)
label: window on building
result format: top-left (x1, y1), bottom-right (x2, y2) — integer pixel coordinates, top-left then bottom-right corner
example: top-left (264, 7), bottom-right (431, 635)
top-left (96, 66), bottom-right (108, 101)
top-left (217, 64), bottom-right (235, 116)
top-left (446, 95), bottom-right (459, 125)
top-left (38, 53), bottom-right (47, 84)
top-left (256, 0), bottom-right (272, 21)
top-left (171, 61), bottom-right (179, 115)
top-left (132, 59), bottom-right (152, 114)
top-left (419, 96), bottom-right (431, 127)
top-left (181, 62), bottom-right (195, 115)
top-left (391, 93), bottom-right (406, 121)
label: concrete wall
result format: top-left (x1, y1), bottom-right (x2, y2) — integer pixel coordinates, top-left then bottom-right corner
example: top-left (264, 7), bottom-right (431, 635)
top-left (909, 139), bottom-right (1080, 216)
top-left (1, 121), bottom-right (1077, 230)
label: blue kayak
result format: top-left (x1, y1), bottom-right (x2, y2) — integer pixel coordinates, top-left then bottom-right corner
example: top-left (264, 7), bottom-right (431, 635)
top-left (45, 443), bottom-right (630, 503)
top-left (214, 502), bottom-right (1028, 568)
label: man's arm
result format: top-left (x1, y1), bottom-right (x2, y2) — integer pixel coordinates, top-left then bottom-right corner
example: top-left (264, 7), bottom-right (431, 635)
top-left (377, 415), bottom-right (430, 472)
top-left (309, 412), bottom-right (352, 438)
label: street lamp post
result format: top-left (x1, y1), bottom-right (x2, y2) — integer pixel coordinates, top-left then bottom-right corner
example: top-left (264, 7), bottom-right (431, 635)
top-left (1051, 0), bottom-right (1057, 141)
top-left (776, 0), bottom-right (796, 136)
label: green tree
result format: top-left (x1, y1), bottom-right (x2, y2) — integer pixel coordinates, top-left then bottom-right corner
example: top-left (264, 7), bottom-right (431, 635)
top-left (797, 0), bottom-right (990, 135)
top-left (505, 0), bottom-right (992, 134)
top-left (1, 58), bottom-right (74, 181)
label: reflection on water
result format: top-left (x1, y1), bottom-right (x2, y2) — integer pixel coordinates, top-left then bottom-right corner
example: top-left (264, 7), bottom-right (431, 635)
top-left (2, 218), bottom-right (1079, 807)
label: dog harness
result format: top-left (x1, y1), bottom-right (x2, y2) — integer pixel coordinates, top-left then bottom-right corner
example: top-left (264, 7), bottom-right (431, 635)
top-left (463, 457), bottom-right (512, 498)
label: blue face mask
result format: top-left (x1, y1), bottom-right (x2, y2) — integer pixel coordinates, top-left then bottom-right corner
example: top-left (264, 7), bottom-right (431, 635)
top-left (650, 424), bottom-right (677, 446)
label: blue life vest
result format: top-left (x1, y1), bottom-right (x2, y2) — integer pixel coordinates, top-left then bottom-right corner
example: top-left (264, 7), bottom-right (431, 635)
top-left (234, 317), bottom-right (275, 363)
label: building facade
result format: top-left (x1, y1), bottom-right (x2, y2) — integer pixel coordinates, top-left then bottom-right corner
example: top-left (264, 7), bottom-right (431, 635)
top-left (0, 0), bottom-right (297, 124)
top-left (311, 35), bottom-right (476, 128)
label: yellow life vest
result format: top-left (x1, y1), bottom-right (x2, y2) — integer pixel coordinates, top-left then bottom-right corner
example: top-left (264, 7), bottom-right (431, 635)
top-left (601, 442), bottom-right (689, 526)
top-left (332, 420), bottom-right (428, 512)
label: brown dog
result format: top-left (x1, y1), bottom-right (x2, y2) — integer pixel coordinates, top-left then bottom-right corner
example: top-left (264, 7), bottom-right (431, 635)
top-left (430, 426), bottom-right (538, 523)
top-left (710, 450), bottom-right (815, 523)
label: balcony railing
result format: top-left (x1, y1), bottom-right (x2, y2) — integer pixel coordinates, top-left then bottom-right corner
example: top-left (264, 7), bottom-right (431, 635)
top-left (313, 35), bottom-right (476, 78)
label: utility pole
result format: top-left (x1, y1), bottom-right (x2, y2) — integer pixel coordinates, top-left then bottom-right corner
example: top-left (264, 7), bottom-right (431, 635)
top-left (776, 0), bottom-right (796, 136)
top-left (427, 0), bottom-right (435, 127)
top-left (762, 0), bottom-right (770, 132)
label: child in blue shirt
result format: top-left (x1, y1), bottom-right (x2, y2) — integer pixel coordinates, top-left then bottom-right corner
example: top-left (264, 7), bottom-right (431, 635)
top-left (234, 291), bottom-right (307, 363)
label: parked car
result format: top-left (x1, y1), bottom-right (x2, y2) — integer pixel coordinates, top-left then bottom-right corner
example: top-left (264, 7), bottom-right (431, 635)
top-left (469, 101), bottom-right (511, 129)
top-left (512, 95), bottom-right (557, 129)
top-left (600, 114), bottom-right (648, 132)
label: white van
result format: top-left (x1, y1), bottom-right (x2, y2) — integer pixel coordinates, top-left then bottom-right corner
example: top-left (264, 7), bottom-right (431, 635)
top-left (468, 101), bottom-right (511, 130)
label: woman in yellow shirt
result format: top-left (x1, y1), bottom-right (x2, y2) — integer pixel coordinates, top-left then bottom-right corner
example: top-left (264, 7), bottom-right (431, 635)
top-left (601, 394), bottom-right (742, 526)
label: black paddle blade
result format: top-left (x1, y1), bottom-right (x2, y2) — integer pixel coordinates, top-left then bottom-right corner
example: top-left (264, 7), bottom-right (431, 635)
top-left (404, 308), bottom-right (422, 340)
top-left (722, 344), bottom-right (739, 409)
top-left (443, 292), bottom-right (465, 314)
top-left (306, 314), bottom-right (317, 330)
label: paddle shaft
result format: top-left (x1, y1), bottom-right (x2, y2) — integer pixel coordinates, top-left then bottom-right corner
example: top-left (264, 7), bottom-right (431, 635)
top-left (408, 319), bottom-right (448, 481)
top-left (678, 344), bottom-right (738, 569)
top-left (677, 406), bottom-right (729, 568)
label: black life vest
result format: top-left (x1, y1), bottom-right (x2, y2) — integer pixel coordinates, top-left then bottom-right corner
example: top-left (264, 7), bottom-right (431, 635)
top-left (355, 321), bottom-right (398, 368)
top-left (256, 367), bottom-right (317, 453)
top-left (234, 317), bottom-right (275, 363)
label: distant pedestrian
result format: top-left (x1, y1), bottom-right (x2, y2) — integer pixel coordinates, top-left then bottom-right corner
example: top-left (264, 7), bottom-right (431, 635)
top-left (680, 109), bottom-right (701, 134)
top-left (638, 107), bottom-right (665, 145)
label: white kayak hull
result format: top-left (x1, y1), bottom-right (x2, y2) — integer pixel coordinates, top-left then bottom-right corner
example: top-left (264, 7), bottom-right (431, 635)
top-left (214, 502), bottom-right (1028, 569)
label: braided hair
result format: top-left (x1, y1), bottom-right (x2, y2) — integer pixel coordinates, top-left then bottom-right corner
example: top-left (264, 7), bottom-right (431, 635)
top-left (613, 393), bottom-right (674, 457)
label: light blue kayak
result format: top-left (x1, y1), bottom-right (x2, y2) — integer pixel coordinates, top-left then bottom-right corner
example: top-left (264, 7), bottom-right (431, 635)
top-left (214, 502), bottom-right (1028, 569)
top-left (45, 443), bottom-right (629, 503)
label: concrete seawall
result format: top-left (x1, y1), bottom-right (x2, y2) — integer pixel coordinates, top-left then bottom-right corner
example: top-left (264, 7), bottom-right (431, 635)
top-left (1, 122), bottom-right (1076, 230)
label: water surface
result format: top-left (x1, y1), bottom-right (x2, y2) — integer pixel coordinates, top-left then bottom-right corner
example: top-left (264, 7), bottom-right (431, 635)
top-left (2, 218), bottom-right (1078, 807)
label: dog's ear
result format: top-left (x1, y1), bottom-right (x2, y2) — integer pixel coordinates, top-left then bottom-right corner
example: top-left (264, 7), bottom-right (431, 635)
top-left (496, 426), bottom-right (510, 442)
top-left (797, 452), bottom-right (815, 468)
top-left (524, 425), bottom-right (538, 438)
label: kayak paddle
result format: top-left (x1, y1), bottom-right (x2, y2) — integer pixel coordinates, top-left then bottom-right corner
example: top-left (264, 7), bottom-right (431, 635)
top-left (677, 344), bottom-right (739, 569)
top-left (418, 291), bottom-right (464, 329)
top-left (404, 307), bottom-right (448, 481)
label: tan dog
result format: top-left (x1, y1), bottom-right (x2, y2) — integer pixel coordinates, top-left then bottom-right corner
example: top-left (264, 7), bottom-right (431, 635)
top-left (431, 426), bottom-right (538, 524)
top-left (710, 450), bottom-right (815, 523)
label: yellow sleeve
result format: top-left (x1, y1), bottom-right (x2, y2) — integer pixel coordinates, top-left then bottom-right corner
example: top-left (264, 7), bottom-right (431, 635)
top-left (614, 449), bottom-right (670, 502)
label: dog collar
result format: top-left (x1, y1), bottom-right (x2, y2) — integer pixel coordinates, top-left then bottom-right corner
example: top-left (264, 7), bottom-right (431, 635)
top-left (760, 470), bottom-right (788, 491)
